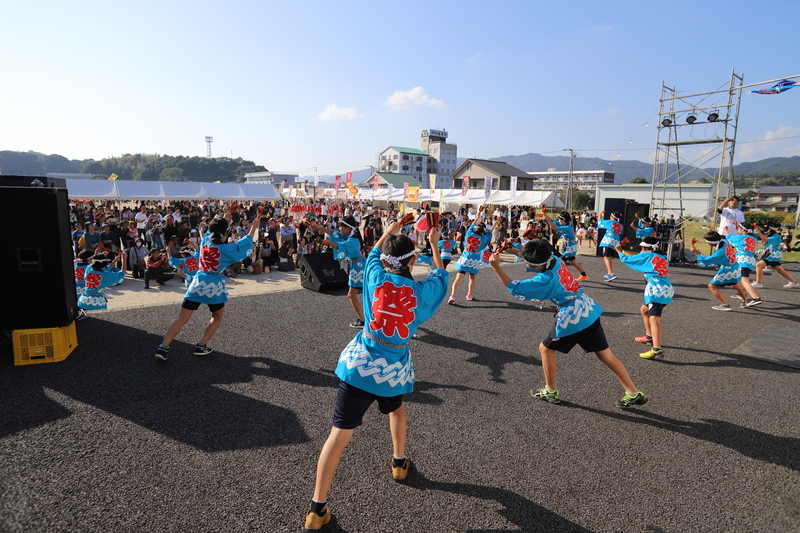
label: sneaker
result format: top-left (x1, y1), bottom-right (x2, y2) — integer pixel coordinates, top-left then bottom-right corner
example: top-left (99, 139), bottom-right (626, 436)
top-left (745, 298), bottom-right (763, 307)
top-left (634, 335), bottom-right (653, 344)
top-left (617, 391), bottom-right (648, 408)
top-left (143, 285), bottom-right (152, 289)
top-left (349, 319), bottom-right (364, 329)
top-left (575, 274), bottom-right (589, 281)
top-left (730, 294), bottom-right (743, 301)
top-left (639, 348), bottom-right (664, 359)
top-left (447, 295), bottom-right (456, 305)
top-left (304, 504), bottom-right (332, 531)
top-left (391, 458), bottom-right (410, 481)
top-left (194, 344), bottom-right (213, 356)
top-left (155, 345), bottom-right (170, 361)
top-left (76, 309), bottom-right (88, 322)
top-left (604, 274), bottom-right (617, 282)
top-left (711, 304), bottom-right (732, 311)
top-left (531, 387), bottom-right (561, 404)
top-left (751, 282), bottom-right (764, 288)
top-left (783, 282), bottom-right (799, 288)
top-left (465, 294), bottom-right (474, 301)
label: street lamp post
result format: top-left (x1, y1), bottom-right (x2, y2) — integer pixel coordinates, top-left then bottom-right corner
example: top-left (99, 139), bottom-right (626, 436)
top-left (564, 149), bottom-right (577, 213)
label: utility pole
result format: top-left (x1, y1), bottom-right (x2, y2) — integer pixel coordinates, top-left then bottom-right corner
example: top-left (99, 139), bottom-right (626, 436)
top-left (564, 149), bottom-right (577, 213)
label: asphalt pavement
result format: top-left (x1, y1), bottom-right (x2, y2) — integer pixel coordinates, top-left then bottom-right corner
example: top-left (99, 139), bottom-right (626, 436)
top-left (1, 255), bottom-right (799, 532)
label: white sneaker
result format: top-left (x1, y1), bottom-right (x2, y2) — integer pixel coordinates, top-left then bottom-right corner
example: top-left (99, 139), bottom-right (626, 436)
top-left (730, 294), bottom-right (743, 300)
top-left (751, 282), bottom-right (764, 288)
top-left (712, 304), bottom-right (732, 311)
top-left (783, 281), bottom-right (799, 288)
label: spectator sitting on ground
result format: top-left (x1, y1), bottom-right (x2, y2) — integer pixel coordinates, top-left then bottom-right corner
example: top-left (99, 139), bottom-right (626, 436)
top-left (144, 248), bottom-right (175, 289)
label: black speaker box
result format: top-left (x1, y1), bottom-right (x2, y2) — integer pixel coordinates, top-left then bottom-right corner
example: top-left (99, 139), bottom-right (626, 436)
top-left (298, 253), bottom-right (348, 292)
top-left (1, 187), bottom-right (78, 330)
top-left (0, 175), bottom-right (67, 188)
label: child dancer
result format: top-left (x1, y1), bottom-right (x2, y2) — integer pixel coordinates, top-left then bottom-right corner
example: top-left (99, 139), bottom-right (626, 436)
top-left (308, 216), bottom-right (366, 328)
top-left (304, 223), bottom-right (448, 531)
top-left (630, 212), bottom-right (655, 239)
top-left (597, 211), bottom-right (624, 281)
top-left (77, 253), bottom-right (126, 315)
top-left (689, 231), bottom-right (748, 311)
top-left (542, 207), bottom-right (588, 281)
top-left (487, 239), bottom-right (648, 408)
top-left (154, 210), bottom-right (262, 361)
top-left (169, 244), bottom-right (200, 289)
top-left (448, 206), bottom-right (492, 303)
top-left (753, 224), bottom-right (799, 289)
top-left (725, 225), bottom-right (763, 307)
top-left (615, 236), bottom-right (674, 359)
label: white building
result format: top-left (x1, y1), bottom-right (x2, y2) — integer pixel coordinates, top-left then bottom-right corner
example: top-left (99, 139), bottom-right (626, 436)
top-left (244, 171), bottom-right (297, 187)
top-left (420, 128), bottom-right (457, 189)
top-left (527, 169), bottom-right (614, 191)
top-left (378, 146), bottom-right (430, 186)
top-left (595, 183), bottom-right (731, 221)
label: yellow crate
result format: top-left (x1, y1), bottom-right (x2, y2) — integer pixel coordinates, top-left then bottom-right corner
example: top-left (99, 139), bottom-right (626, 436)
top-left (13, 322), bottom-right (78, 366)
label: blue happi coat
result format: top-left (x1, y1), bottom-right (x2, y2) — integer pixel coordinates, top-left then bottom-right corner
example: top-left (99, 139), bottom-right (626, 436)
top-left (335, 247), bottom-right (448, 396)
top-left (619, 251), bottom-right (674, 305)
top-left (185, 233), bottom-right (253, 305)
top-left (697, 240), bottom-right (741, 286)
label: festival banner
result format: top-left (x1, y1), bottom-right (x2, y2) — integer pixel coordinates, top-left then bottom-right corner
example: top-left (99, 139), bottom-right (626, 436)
top-left (346, 172), bottom-right (352, 185)
top-left (407, 186), bottom-right (420, 202)
top-left (438, 189), bottom-right (445, 214)
top-left (429, 173), bottom-right (436, 190)
top-left (461, 176), bottom-right (470, 196)
top-left (108, 173), bottom-right (118, 181)
top-left (510, 175), bottom-right (518, 205)
top-left (373, 176), bottom-right (379, 191)
top-left (403, 182), bottom-right (409, 200)
top-left (314, 169), bottom-right (319, 187)
top-left (347, 183), bottom-right (358, 196)
top-left (483, 176), bottom-right (492, 200)
top-left (334, 175), bottom-right (341, 189)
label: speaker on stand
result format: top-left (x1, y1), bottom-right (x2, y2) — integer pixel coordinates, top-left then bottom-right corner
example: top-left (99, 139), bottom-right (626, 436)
top-left (297, 253), bottom-right (349, 292)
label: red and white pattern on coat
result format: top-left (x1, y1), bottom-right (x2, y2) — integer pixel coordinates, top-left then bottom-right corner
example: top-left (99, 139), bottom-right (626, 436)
top-left (369, 281), bottom-right (417, 339)
top-left (651, 255), bottom-right (670, 277)
top-left (611, 222), bottom-right (622, 235)
top-left (199, 246), bottom-right (221, 272)
top-left (441, 241), bottom-right (452, 251)
top-left (85, 272), bottom-right (102, 290)
top-left (724, 243), bottom-right (737, 265)
top-left (75, 266), bottom-right (86, 282)
top-left (465, 235), bottom-right (481, 253)
top-left (185, 256), bottom-right (200, 272)
top-left (743, 236), bottom-right (757, 253)
top-left (557, 262), bottom-right (581, 293)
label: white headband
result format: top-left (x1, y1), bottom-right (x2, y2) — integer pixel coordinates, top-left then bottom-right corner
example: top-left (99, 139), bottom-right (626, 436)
top-left (524, 256), bottom-right (554, 269)
top-left (339, 220), bottom-right (356, 230)
top-left (640, 241), bottom-right (659, 249)
top-left (704, 238), bottom-right (721, 245)
top-left (380, 250), bottom-right (416, 269)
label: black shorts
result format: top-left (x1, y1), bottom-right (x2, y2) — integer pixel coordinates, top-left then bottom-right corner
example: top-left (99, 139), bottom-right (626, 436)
top-left (561, 256), bottom-right (576, 262)
top-left (181, 299), bottom-right (225, 313)
top-left (646, 302), bottom-right (667, 317)
top-left (333, 381), bottom-right (403, 430)
top-left (542, 318), bottom-right (609, 354)
top-left (764, 260), bottom-right (781, 267)
top-left (601, 247), bottom-right (618, 259)
top-left (740, 267), bottom-right (752, 278)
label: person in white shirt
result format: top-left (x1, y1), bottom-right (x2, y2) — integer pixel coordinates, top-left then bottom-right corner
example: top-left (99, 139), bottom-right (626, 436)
top-left (135, 206), bottom-right (149, 238)
top-left (717, 196), bottom-right (744, 235)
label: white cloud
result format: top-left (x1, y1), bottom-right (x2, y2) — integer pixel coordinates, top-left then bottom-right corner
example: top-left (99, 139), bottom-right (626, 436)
top-left (317, 104), bottom-right (357, 121)
top-left (738, 125), bottom-right (800, 160)
top-left (384, 87), bottom-right (446, 111)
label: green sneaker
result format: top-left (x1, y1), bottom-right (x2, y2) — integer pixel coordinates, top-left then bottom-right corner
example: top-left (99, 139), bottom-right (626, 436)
top-left (617, 391), bottom-right (648, 408)
top-left (639, 347), bottom-right (664, 360)
top-left (531, 387), bottom-right (561, 404)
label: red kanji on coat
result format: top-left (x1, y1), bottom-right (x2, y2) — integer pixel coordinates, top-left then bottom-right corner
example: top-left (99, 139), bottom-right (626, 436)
top-left (744, 236), bottom-right (756, 252)
top-left (651, 255), bottom-right (670, 277)
top-left (612, 222), bottom-right (622, 235)
top-left (465, 235), bottom-right (481, 253)
top-left (369, 281), bottom-right (417, 339)
top-left (200, 246), bottom-right (221, 272)
top-left (442, 241), bottom-right (452, 250)
top-left (75, 267), bottom-right (86, 282)
top-left (185, 256), bottom-right (199, 272)
top-left (557, 262), bottom-right (581, 293)
top-left (85, 272), bottom-right (102, 290)
top-left (724, 244), bottom-right (736, 265)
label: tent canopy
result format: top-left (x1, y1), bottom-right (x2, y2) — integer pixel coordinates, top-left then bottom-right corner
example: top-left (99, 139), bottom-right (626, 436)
top-left (354, 188), bottom-right (564, 207)
top-left (65, 179), bottom-right (280, 201)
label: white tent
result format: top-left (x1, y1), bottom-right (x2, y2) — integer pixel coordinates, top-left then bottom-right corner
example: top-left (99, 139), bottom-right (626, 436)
top-left (355, 188), bottom-right (564, 207)
top-left (64, 179), bottom-right (280, 201)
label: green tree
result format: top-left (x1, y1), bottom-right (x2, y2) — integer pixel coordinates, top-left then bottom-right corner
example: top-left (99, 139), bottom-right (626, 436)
top-left (629, 177), bottom-right (648, 184)
top-left (160, 167), bottom-right (184, 181)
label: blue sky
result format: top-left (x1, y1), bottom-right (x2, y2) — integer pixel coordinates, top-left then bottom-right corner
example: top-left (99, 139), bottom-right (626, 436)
top-left (2, 0), bottom-right (799, 177)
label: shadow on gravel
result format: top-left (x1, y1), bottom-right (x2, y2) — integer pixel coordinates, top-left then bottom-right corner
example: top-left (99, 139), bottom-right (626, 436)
top-left (415, 328), bottom-right (539, 383)
top-left (570, 404), bottom-right (800, 472)
top-left (403, 469), bottom-right (592, 533)
top-left (655, 347), bottom-right (800, 374)
top-left (0, 320), bottom-right (309, 452)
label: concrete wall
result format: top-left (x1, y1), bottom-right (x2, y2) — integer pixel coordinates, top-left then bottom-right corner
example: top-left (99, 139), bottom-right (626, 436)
top-left (595, 183), bottom-right (730, 220)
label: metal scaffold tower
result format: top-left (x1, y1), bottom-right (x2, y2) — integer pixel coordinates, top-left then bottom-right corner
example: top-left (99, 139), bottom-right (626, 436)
top-left (651, 69), bottom-right (744, 227)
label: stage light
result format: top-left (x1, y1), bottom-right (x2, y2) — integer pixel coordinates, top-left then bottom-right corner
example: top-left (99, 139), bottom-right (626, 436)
top-left (686, 115), bottom-right (697, 124)
top-left (661, 118), bottom-right (672, 127)
top-left (708, 112), bottom-right (719, 122)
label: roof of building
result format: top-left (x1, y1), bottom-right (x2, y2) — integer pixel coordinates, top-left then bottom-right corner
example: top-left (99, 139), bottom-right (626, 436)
top-left (370, 172), bottom-right (421, 188)
top-left (387, 146), bottom-right (430, 157)
top-left (757, 186), bottom-right (800, 194)
top-left (454, 158), bottom-right (531, 178)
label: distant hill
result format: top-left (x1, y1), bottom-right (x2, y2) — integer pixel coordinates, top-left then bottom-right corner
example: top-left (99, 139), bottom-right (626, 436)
top-left (0, 150), bottom-right (89, 175)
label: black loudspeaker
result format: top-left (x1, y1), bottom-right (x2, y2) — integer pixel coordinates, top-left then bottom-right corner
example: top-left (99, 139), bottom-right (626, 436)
top-left (1, 187), bottom-right (78, 330)
top-left (0, 175), bottom-right (67, 188)
top-left (622, 203), bottom-right (650, 252)
top-left (298, 253), bottom-right (349, 292)
top-left (595, 198), bottom-right (629, 256)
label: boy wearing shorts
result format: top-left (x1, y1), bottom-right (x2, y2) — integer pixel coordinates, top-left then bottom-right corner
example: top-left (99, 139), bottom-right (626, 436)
top-left (597, 211), bottom-right (624, 281)
top-left (689, 231), bottom-right (748, 311)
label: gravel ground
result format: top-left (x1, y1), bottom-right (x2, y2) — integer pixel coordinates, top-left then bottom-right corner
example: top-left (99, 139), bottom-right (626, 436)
top-left (1, 256), bottom-right (799, 532)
